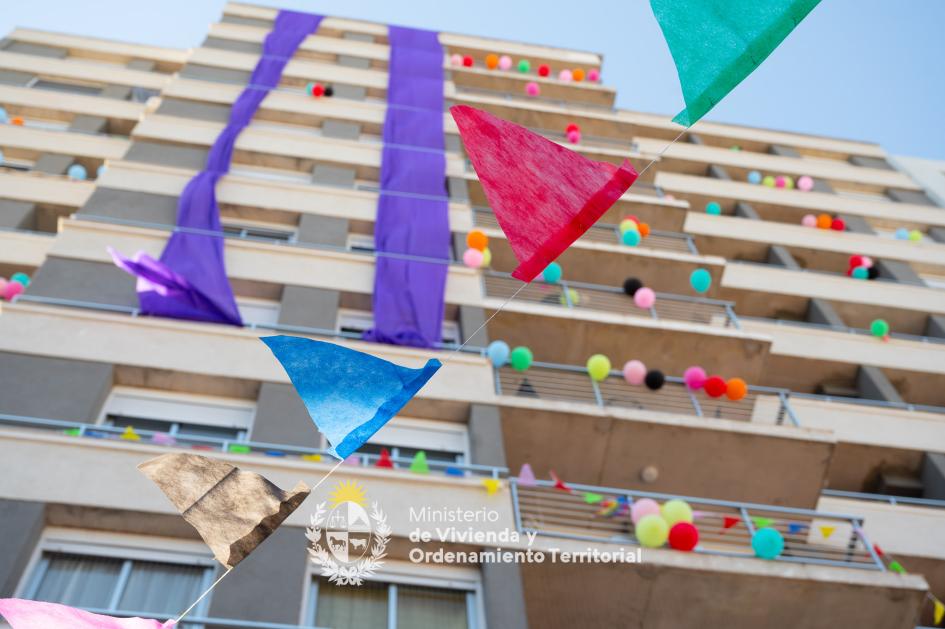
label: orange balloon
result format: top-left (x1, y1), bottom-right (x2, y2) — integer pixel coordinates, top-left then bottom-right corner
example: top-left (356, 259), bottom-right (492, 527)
top-left (572, 68), bottom-right (586, 82)
top-left (485, 53), bottom-right (499, 70)
top-left (11, 116), bottom-right (24, 126)
top-left (466, 229), bottom-right (488, 251)
top-left (816, 213), bottom-right (832, 229)
top-left (726, 378), bottom-right (748, 401)
top-left (638, 222), bottom-right (651, 238)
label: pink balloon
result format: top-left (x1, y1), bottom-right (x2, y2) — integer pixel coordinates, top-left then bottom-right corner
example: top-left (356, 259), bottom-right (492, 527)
top-left (498, 55), bottom-right (512, 70)
top-left (683, 366), bottom-right (708, 390)
top-left (587, 68), bottom-right (600, 82)
top-left (450, 53), bottom-right (463, 66)
top-left (861, 256), bottom-right (873, 268)
top-left (631, 498), bottom-right (661, 524)
top-left (3, 281), bottom-right (24, 301)
top-left (0, 278), bottom-right (7, 296)
top-left (623, 360), bottom-right (647, 386)
top-left (525, 82), bottom-right (540, 97)
top-left (797, 175), bottom-right (814, 192)
top-left (801, 214), bottom-right (817, 228)
top-left (462, 248), bottom-right (484, 268)
top-left (775, 176), bottom-right (787, 189)
top-left (566, 130), bottom-right (581, 144)
top-left (633, 287), bottom-right (656, 309)
top-left (558, 69), bottom-right (573, 82)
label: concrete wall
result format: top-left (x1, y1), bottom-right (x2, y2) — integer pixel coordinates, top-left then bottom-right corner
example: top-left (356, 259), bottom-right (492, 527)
top-left (251, 382), bottom-right (319, 447)
top-left (28, 258), bottom-right (137, 308)
top-left (0, 352), bottom-right (112, 422)
top-left (277, 286), bottom-right (340, 331)
top-left (78, 187), bottom-right (179, 225)
top-left (0, 500), bottom-right (45, 597)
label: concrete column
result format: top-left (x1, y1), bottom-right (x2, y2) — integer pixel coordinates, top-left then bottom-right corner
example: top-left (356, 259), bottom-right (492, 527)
top-left (157, 98), bottom-right (231, 123)
top-left (811, 178), bottom-right (834, 193)
top-left (840, 214), bottom-right (875, 235)
top-left (734, 202), bottom-right (760, 220)
top-left (706, 164), bottom-right (731, 180)
top-left (277, 286), bottom-right (340, 330)
top-left (766, 245), bottom-right (801, 270)
top-left (887, 189), bottom-right (935, 206)
top-left (448, 176), bottom-right (470, 202)
top-left (207, 527), bottom-right (311, 625)
top-left (311, 164), bottom-right (355, 188)
top-left (124, 141), bottom-right (209, 170)
top-left (69, 114), bottom-right (108, 134)
top-left (78, 187), bottom-right (180, 225)
top-left (220, 14), bottom-right (271, 28)
top-left (33, 154), bottom-right (73, 176)
top-left (924, 314), bottom-right (945, 340)
top-left (343, 32), bottom-right (376, 43)
top-left (5, 42), bottom-right (66, 58)
top-left (929, 227), bottom-right (945, 244)
top-left (321, 120), bottom-right (361, 140)
top-left (459, 306), bottom-right (489, 346)
top-left (0, 500), bottom-right (45, 597)
top-left (876, 259), bottom-right (925, 286)
top-left (687, 133), bottom-right (704, 145)
top-left (806, 298), bottom-right (845, 328)
top-left (0, 200), bottom-right (35, 230)
top-left (467, 404), bottom-right (506, 467)
top-left (330, 84), bottom-right (367, 100)
top-left (849, 155), bottom-right (893, 170)
top-left (179, 64), bottom-right (251, 85)
top-left (27, 258), bottom-right (138, 308)
top-left (251, 383), bottom-right (318, 447)
top-left (338, 55), bottom-right (370, 69)
top-left (0, 70), bottom-right (34, 86)
top-left (856, 366), bottom-right (903, 404)
top-left (0, 352), bottom-right (113, 422)
top-left (297, 214), bottom-right (348, 246)
top-left (769, 145), bottom-right (801, 158)
top-left (202, 36), bottom-right (261, 54)
top-left (922, 453), bottom-right (945, 500)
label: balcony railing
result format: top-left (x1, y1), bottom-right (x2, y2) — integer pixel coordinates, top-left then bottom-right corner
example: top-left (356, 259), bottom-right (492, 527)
top-left (0, 413), bottom-right (506, 479)
top-left (77, 607), bottom-right (327, 629)
top-left (822, 489), bottom-right (945, 510)
top-left (511, 479), bottom-right (885, 571)
top-left (483, 272), bottom-right (739, 328)
top-left (472, 207), bottom-right (698, 254)
top-left (743, 315), bottom-right (945, 347)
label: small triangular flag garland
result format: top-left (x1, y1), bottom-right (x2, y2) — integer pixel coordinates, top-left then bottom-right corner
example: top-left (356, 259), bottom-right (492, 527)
top-left (550, 470), bottom-right (572, 493)
top-left (482, 478), bottom-right (501, 496)
top-left (933, 598), bottom-right (944, 625)
top-left (752, 517), bottom-right (774, 529)
top-left (376, 447), bottom-right (394, 468)
top-left (120, 425), bottom-right (140, 441)
top-left (0, 599), bottom-right (174, 629)
top-left (888, 561), bottom-right (906, 574)
top-left (723, 516), bottom-right (740, 530)
top-left (787, 523), bottom-right (806, 534)
top-left (819, 525), bottom-right (836, 539)
top-left (597, 500), bottom-right (619, 517)
top-left (409, 451), bottom-right (430, 474)
top-left (516, 463), bottom-right (537, 486)
top-left (584, 492), bottom-right (604, 504)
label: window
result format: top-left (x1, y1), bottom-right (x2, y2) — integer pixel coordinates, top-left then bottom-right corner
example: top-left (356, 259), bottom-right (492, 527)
top-left (336, 309), bottom-right (461, 346)
top-left (347, 233), bottom-right (376, 253)
top-left (222, 222), bottom-right (297, 243)
top-left (99, 387), bottom-right (255, 443)
top-left (236, 297), bottom-right (281, 326)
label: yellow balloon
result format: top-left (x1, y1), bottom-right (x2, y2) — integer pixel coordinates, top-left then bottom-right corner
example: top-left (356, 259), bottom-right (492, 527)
top-left (661, 499), bottom-right (694, 525)
top-left (482, 247), bottom-right (492, 267)
top-left (619, 219), bottom-right (639, 234)
top-left (635, 514), bottom-right (669, 548)
top-left (586, 354), bottom-right (612, 381)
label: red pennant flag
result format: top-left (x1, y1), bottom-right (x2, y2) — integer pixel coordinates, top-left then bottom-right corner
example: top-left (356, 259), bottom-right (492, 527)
top-left (451, 105), bottom-right (639, 282)
top-left (376, 447), bottom-right (394, 468)
top-left (723, 516), bottom-right (740, 530)
top-left (549, 469), bottom-right (572, 493)
top-left (873, 543), bottom-right (885, 557)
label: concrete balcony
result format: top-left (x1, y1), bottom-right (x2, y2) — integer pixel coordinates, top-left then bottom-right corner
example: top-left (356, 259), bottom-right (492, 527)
top-left (0, 122), bottom-right (129, 160)
top-left (6, 27), bottom-right (187, 69)
top-left (513, 479), bottom-right (926, 629)
top-left (0, 50), bottom-right (170, 91)
top-left (0, 84), bottom-right (145, 136)
top-left (0, 169), bottom-right (94, 207)
top-left (0, 228), bottom-right (53, 268)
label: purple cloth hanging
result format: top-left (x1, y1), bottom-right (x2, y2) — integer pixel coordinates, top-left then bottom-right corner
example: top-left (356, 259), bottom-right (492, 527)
top-left (112, 10), bottom-right (323, 326)
top-left (364, 26), bottom-right (450, 348)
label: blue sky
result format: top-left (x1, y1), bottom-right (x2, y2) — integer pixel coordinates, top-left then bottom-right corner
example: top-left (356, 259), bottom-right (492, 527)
top-left (3, 1), bottom-right (943, 159)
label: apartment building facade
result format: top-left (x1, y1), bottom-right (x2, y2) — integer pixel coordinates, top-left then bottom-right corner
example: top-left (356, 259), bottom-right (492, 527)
top-left (1, 3), bottom-right (944, 628)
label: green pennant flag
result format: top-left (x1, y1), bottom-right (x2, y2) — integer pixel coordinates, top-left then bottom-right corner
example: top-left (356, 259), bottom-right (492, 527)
top-left (583, 492), bottom-right (604, 504)
top-left (651, 0), bottom-right (821, 126)
top-left (888, 561), bottom-right (906, 575)
top-left (752, 517), bottom-right (774, 529)
top-left (409, 450), bottom-right (430, 474)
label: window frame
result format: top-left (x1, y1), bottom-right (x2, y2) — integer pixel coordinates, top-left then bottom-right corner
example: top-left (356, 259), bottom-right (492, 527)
top-left (315, 416), bottom-right (470, 465)
top-left (336, 308), bottom-right (461, 346)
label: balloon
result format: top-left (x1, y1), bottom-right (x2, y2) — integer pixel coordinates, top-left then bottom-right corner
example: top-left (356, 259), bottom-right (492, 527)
top-left (752, 527), bottom-right (784, 559)
top-left (485, 53), bottom-right (499, 69)
top-left (462, 55), bottom-right (474, 67)
top-left (499, 55), bottom-right (513, 70)
top-left (558, 69), bottom-right (573, 82)
top-left (661, 499), bottom-right (694, 525)
top-left (909, 230), bottom-right (923, 242)
top-left (775, 176), bottom-right (787, 189)
top-left (3, 281), bottom-right (24, 301)
top-left (67, 164), bottom-right (87, 181)
top-left (509, 347), bottom-right (533, 371)
top-left (586, 354), bottom-right (612, 382)
top-left (310, 82), bottom-right (325, 97)
top-left (705, 201), bottom-right (722, 215)
top-left (10, 272), bottom-right (30, 287)
top-left (747, 170), bottom-right (762, 185)
top-left (0, 149), bottom-right (4, 165)
top-left (462, 248), bottom-right (484, 268)
top-left (669, 522), bottom-right (699, 551)
top-left (848, 254), bottom-right (864, 268)
top-left (466, 229), bottom-right (488, 251)
top-left (0, 106), bottom-right (7, 124)
top-left (683, 366), bottom-right (707, 390)
top-left (867, 267), bottom-right (879, 280)
top-left (851, 266), bottom-right (868, 280)
top-left (571, 68), bottom-right (585, 82)
top-left (638, 222), bottom-right (651, 237)
top-left (630, 498), bottom-right (660, 524)
top-left (587, 68), bottom-right (600, 82)
top-left (816, 214), bottom-right (832, 229)
top-left (644, 369), bottom-right (665, 391)
top-left (830, 218), bottom-right (846, 231)
top-left (323, 86), bottom-right (334, 98)
top-left (623, 278), bottom-right (643, 296)
top-left (894, 227), bottom-right (910, 240)
top-left (537, 64), bottom-right (550, 77)
top-left (565, 123), bottom-right (580, 133)
top-left (623, 360), bottom-right (647, 386)
top-left (783, 176), bottom-right (795, 190)
top-left (486, 341), bottom-right (510, 367)
top-left (11, 116), bottom-right (23, 126)
top-left (689, 268), bottom-right (712, 293)
top-left (801, 214), bottom-right (817, 227)
top-left (481, 248), bottom-right (492, 267)
top-left (619, 218), bottom-right (639, 234)
top-left (96, 164), bottom-right (107, 178)
top-left (517, 59), bottom-right (531, 73)
top-left (726, 378), bottom-right (748, 401)
top-left (542, 262), bottom-right (563, 284)
top-left (450, 54), bottom-right (463, 66)
top-left (635, 514), bottom-right (669, 548)
top-left (633, 287), bottom-right (655, 309)
top-left (525, 82), bottom-right (540, 96)
top-left (870, 319), bottom-right (889, 338)
top-left (622, 229), bottom-right (641, 247)
top-left (0, 278), bottom-right (6, 296)
top-left (559, 288), bottom-right (580, 306)
top-left (704, 376), bottom-right (727, 398)
top-left (762, 175), bottom-right (776, 188)
top-left (566, 130), bottom-right (581, 144)
top-left (797, 175), bottom-right (814, 191)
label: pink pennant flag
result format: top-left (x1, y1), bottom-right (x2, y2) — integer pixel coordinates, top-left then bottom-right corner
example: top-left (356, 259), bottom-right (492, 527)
top-left (516, 463), bottom-right (536, 486)
top-left (451, 105), bottom-right (639, 282)
top-left (0, 599), bottom-right (175, 628)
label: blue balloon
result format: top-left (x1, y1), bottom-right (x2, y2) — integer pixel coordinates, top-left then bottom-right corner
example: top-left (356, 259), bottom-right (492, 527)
top-left (67, 164), bottom-right (87, 181)
top-left (0, 149), bottom-right (4, 166)
top-left (752, 527), bottom-right (784, 559)
top-left (690, 268), bottom-right (712, 293)
top-left (747, 170), bottom-right (762, 184)
top-left (0, 106), bottom-right (8, 124)
top-left (894, 227), bottom-right (909, 240)
top-left (97, 164), bottom-right (107, 179)
top-left (486, 340), bottom-right (511, 367)
top-left (10, 272), bottom-right (30, 288)
top-left (542, 262), bottom-right (563, 284)
top-left (706, 201), bottom-right (722, 215)
top-left (622, 229), bottom-right (641, 246)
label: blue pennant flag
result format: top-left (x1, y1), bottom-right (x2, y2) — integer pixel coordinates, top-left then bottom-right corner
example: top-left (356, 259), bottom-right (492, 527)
top-left (261, 335), bottom-right (441, 460)
top-left (787, 523), bottom-right (807, 534)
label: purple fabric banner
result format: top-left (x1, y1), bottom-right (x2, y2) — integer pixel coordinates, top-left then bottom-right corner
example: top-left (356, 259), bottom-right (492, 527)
top-left (112, 10), bottom-right (323, 326)
top-left (364, 26), bottom-right (450, 348)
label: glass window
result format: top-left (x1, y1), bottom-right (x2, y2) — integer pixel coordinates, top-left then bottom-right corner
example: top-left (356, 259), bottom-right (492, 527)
top-left (314, 580), bottom-right (388, 628)
top-left (310, 579), bottom-right (473, 629)
top-left (105, 414), bottom-right (242, 442)
top-left (397, 584), bottom-right (469, 629)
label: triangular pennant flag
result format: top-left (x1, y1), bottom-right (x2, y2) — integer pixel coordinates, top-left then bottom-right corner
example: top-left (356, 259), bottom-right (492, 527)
top-left (444, 466), bottom-right (465, 477)
top-left (550, 470), bottom-right (572, 493)
top-left (451, 105), bottom-right (639, 282)
top-left (0, 599), bottom-right (174, 629)
top-left (933, 598), bottom-right (944, 625)
top-left (616, 495), bottom-right (631, 516)
top-left (120, 425), bottom-right (141, 441)
top-left (139, 453), bottom-right (310, 569)
top-left (597, 499), bottom-right (618, 517)
top-left (302, 453), bottom-right (323, 462)
top-left (409, 451), bottom-right (430, 474)
top-left (343, 455), bottom-right (361, 466)
top-left (516, 463), bottom-right (537, 486)
top-left (63, 427), bottom-right (82, 436)
top-left (261, 335), bottom-right (441, 460)
top-left (151, 432), bottom-right (177, 446)
top-left (376, 447), bottom-right (394, 468)
top-left (227, 443), bottom-right (251, 454)
top-left (873, 543), bottom-right (885, 557)
top-left (516, 378), bottom-right (539, 398)
top-left (650, 0), bottom-right (821, 126)
top-left (787, 523), bottom-right (806, 535)
top-left (723, 516), bottom-right (740, 530)
top-left (888, 561), bottom-right (906, 574)
top-left (819, 525), bottom-right (836, 539)
top-left (584, 492), bottom-right (604, 504)
top-left (752, 517), bottom-right (774, 529)
top-left (482, 478), bottom-right (501, 496)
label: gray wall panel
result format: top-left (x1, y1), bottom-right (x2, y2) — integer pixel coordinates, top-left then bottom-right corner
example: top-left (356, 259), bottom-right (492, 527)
top-left (0, 352), bottom-right (112, 422)
top-left (251, 383), bottom-right (318, 447)
top-left (0, 500), bottom-right (45, 597)
top-left (28, 258), bottom-right (138, 308)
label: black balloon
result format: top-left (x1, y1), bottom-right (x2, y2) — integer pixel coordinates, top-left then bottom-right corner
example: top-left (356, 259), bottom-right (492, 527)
top-left (644, 369), bottom-right (665, 390)
top-left (324, 86), bottom-right (334, 97)
top-left (867, 267), bottom-right (880, 280)
top-left (623, 278), bottom-right (643, 296)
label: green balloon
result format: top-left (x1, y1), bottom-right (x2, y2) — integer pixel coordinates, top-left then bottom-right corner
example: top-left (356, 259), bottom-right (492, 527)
top-left (762, 175), bottom-right (776, 188)
top-left (509, 346), bottom-right (533, 371)
top-left (517, 59), bottom-right (531, 73)
top-left (870, 319), bottom-right (889, 338)
top-left (635, 514), bottom-right (669, 548)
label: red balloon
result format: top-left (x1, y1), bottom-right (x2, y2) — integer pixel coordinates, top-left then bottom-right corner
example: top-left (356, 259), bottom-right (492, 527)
top-left (831, 218), bottom-right (846, 231)
top-left (849, 255), bottom-right (864, 268)
top-left (669, 522), bottom-right (699, 551)
top-left (704, 376), bottom-right (728, 398)
top-left (462, 55), bottom-right (474, 67)
top-left (311, 83), bottom-right (325, 98)
top-left (538, 64), bottom-right (550, 77)
top-left (566, 123), bottom-right (580, 133)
